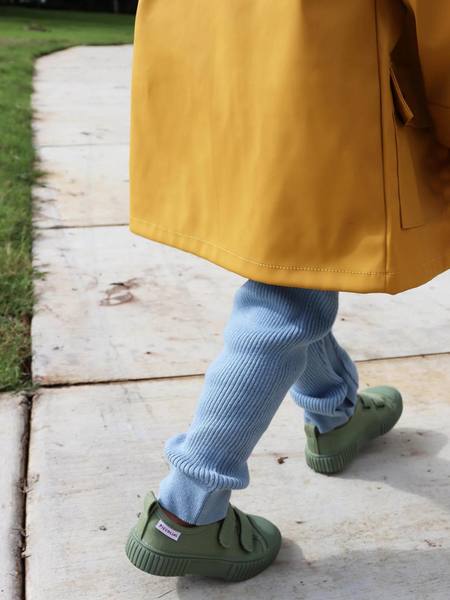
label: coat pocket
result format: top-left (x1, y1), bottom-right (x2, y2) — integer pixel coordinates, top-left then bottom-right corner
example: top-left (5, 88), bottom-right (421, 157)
top-left (390, 64), bottom-right (447, 229)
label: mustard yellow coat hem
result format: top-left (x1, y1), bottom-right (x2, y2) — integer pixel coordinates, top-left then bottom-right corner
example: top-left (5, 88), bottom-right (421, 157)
top-left (130, 216), bottom-right (450, 295)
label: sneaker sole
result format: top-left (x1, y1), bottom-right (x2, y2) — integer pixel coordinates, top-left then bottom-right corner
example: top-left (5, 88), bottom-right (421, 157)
top-left (305, 391), bottom-right (403, 474)
top-left (125, 527), bottom-right (282, 581)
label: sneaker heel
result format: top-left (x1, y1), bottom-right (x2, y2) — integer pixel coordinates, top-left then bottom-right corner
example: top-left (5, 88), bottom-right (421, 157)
top-left (126, 529), bottom-right (189, 577)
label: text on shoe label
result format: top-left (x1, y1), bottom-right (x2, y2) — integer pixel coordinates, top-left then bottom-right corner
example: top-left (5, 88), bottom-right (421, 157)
top-left (155, 519), bottom-right (181, 541)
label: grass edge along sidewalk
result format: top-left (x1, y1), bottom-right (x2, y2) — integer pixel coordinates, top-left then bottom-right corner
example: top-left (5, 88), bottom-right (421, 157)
top-left (0, 7), bottom-right (135, 392)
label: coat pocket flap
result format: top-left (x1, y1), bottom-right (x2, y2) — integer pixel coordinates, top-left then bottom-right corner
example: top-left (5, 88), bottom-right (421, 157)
top-left (390, 65), bottom-right (414, 125)
top-left (389, 63), bottom-right (430, 129)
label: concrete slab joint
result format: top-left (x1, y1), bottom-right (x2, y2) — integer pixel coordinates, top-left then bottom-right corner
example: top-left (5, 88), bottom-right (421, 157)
top-left (0, 392), bottom-right (31, 600)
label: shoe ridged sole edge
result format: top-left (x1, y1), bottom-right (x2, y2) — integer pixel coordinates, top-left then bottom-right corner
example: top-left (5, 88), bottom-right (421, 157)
top-left (305, 396), bottom-right (403, 474)
top-left (125, 528), bottom-right (282, 581)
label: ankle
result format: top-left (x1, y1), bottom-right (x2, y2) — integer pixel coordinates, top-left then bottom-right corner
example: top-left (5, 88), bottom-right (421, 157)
top-left (161, 506), bottom-right (197, 527)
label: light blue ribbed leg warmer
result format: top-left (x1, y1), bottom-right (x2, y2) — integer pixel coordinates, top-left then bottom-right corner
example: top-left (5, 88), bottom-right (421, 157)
top-left (158, 280), bottom-right (359, 525)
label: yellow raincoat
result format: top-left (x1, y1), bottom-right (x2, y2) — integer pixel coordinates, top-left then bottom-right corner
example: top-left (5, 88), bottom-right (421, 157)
top-left (129, 0), bottom-right (450, 294)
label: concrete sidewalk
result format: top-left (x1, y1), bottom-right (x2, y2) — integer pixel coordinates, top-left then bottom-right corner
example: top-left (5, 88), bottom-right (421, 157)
top-left (2, 45), bottom-right (450, 599)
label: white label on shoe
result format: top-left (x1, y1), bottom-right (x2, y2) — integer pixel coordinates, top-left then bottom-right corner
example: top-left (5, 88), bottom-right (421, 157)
top-left (155, 519), bottom-right (181, 541)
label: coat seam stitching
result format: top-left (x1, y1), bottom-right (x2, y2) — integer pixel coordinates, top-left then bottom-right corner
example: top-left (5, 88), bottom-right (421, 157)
top-left (209, 1), bottom-right (221, 246)
top-left (373, 0), bottom-right (388, 293)
top-left (131, 216), bottom-right (449, 277)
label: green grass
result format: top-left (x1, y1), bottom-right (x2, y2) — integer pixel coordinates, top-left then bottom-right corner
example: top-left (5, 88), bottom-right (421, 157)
top-left (0, 7), bottom-right (135, 391)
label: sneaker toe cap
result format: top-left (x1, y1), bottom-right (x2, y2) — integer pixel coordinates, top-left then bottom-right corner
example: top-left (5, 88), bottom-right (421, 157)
top-left (366, 385), bottom-right (403, 406)
top-left (247, 514), bottom-right (282, 551)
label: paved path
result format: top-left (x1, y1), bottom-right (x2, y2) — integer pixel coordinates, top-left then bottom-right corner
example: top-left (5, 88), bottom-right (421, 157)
top-left (3, 44), bottom-right (450, 599)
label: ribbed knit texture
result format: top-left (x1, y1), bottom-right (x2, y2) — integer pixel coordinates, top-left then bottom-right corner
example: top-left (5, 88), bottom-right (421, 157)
top-left (158, 280), bottom-right (359, 525)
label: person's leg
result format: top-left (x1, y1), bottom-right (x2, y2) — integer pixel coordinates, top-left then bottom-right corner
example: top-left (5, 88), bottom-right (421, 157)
top-left (290, 330), bottom-right (359, 433)
top-left (157, 280), bottom-right (340, 525)
top-left (294, 330), bottom-right (403, 476)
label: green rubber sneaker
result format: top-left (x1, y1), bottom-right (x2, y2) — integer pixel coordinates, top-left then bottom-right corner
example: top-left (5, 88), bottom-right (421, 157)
top-left (305, 385), bottom-right (403, 474)
top-left (125, 491), bottom-right (282, 581)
